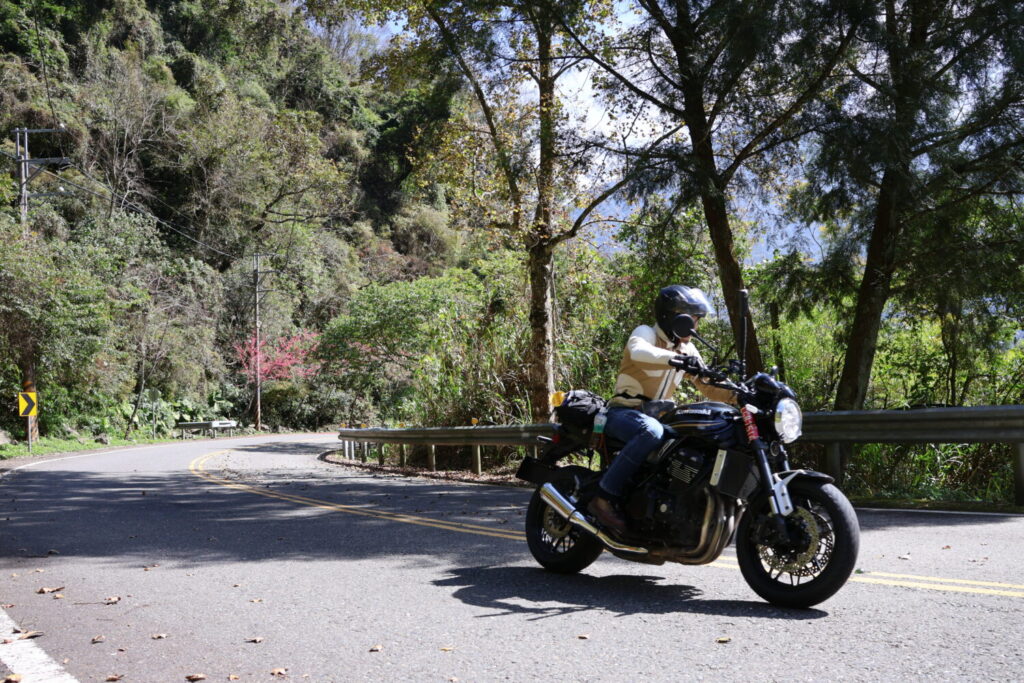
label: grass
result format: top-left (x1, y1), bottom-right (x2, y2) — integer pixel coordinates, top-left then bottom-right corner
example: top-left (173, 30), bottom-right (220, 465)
top-left (849, 495), bottom-right (1024, 515)
top-left (1, 434), bottom-right (190, 460)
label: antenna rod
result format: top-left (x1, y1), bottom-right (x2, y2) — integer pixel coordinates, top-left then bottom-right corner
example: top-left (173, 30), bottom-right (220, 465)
top-left (738, 289), bottom-right (749, 378)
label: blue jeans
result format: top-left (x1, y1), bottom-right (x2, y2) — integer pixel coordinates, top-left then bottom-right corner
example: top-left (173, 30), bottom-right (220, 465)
top-left (598, 407), bottom-right (671, 498)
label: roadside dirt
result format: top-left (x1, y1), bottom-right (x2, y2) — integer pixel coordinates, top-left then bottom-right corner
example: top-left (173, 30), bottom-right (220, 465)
top-left (319, 449), bottom-right (530, 488)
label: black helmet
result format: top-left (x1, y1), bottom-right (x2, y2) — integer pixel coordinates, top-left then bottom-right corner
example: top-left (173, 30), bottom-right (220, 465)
top-left (655, 285), bottom-right (712, 341)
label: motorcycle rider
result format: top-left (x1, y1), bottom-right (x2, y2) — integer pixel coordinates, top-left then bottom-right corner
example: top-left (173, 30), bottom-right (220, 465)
top-left (588, 285), bottom-right (736, 534)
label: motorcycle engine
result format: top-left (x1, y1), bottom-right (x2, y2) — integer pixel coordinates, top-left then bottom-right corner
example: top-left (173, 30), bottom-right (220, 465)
top-left (626, 445), bottom-right (714, 546)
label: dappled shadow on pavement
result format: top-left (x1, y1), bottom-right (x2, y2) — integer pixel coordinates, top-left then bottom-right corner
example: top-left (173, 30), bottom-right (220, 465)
top-left (0, 466), bottom-right (531, 569)
top-left (855, 507), bottom-right (1023, 531)
top-left (435, 565), bottom-right (827, 619)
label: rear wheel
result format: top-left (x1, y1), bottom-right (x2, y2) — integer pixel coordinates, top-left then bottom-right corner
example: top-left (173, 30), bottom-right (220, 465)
top-left (525, 466), bottom-right (603, 574)
top-left (736, 479), bottom-right (859, 608)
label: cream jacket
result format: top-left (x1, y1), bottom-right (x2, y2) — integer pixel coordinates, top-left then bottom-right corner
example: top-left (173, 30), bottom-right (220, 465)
top-left (607, 324), bottom-right (736, 408)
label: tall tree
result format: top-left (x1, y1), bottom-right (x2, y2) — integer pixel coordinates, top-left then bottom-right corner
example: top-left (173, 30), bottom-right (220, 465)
top-left (797, 0), bottom-right (1024, 418)
top-left (558, 0), bottom-right (866, 371)
top-left (309, 0), bottom-right (648, 421)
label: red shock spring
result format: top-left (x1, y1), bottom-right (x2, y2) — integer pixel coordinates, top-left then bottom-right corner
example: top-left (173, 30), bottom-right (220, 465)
top-left (741, 406), bottom-right (760, 443)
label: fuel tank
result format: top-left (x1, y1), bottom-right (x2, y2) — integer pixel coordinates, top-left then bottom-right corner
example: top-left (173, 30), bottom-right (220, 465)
top-left (661, 401), bottom-right (741, 447)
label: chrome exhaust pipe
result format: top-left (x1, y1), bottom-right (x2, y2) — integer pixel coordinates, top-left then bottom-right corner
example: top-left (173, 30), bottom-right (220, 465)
top-left (539, 483), bottom-right (648, 555)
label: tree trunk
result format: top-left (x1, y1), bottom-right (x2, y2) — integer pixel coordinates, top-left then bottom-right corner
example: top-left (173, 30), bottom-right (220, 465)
top-left (769, 300), bottom-right (786, 383)
top-left (526, 21), bottom-right (557, 424)
top-left (526, 241), bottom-right (556, 423)
top-left (124, 358), bottom-right (147, 440)
top-left (700, 189), bottom-right (764, 372)
top-left (831, 171), bottom-right (902, 478)
top-left (834, 177), bottom-right (902, 412)
top-left (676, 31), bottom-right (764, 373)
top-left (20, 358), bottom-right (39, 442)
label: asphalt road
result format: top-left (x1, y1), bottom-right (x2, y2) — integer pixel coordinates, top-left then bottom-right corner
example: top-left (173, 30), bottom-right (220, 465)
top-left (1, 434), bottom-right (1023, 682)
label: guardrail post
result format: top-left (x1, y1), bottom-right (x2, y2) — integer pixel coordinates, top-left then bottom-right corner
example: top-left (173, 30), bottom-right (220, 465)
top-left (823, 443), bottom-right (842, 481)
top-left (429, 444), bottom-right (436, 471)
top-left (399, 444), bottom-right (406, 467)
top-left (378, 443), bottom-right (385, 465)
top-left (1015, 443), bottom-right (1024, 507)
top-left (472, 445), bottom-right (482, 475)
top-left (360, 442), bottom-right (367, 463)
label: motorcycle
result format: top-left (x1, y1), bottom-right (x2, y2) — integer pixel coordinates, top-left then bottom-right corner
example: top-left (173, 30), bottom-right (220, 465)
top-left (516, 291), bottom-right (859, 608)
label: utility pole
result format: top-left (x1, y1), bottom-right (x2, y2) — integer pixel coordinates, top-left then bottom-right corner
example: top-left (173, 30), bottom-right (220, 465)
top-left (11, 127), bottom-right (69, 443)
top-left (252, 254), bottom-right (276, 430)
top-left (12, 126), bottom-right (70, 234)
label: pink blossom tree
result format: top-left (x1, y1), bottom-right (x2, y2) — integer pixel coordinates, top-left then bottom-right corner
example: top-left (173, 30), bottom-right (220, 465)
top-left (234, 330), bottom-right (321, 383)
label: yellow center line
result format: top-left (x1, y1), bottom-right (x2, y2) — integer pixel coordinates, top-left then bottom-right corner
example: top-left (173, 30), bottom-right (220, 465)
top-left (850, 576), bottom-right (1024, 598)
top-left (189, 452), bottom-right (524, 541)
top-left (189, 451), bottom-right (1023, 600)
top-left (858, 571), bottom-right (1024, 590)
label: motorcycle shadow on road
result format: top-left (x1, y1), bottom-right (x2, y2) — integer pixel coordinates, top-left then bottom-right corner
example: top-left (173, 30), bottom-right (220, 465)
top-left (434, 566), bottom-right (828, 620)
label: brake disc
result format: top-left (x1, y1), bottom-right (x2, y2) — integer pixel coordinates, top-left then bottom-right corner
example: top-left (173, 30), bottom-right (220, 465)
top-left (760, 507), bottom-right (824, 576)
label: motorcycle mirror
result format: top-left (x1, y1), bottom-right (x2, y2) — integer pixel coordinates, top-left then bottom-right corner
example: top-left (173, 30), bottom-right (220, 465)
top-left (670, 314), bottom-right (696, 340)
top-left (673, 314), bottom-right (719, 354)
top-left (769, 365), bottom-right (779, 378)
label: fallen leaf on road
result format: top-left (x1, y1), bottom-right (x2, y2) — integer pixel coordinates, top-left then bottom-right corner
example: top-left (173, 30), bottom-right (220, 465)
top-left (17, 631), bottom-right (43, 640)
top-left (47, 549), bottom-right (59, 555)
top-left (185, 675), bottom-right (207, 682)
top-left (2, 638), bottom-right (13, 645)
top-left (5, 675), bottom-right (23, 682)
top-left (854, 569), bottom-right (865, 574)
top-left (440, 646), bottom-right (455, 652)
top-left (1, 604), bottom-right (13, 608)
top-left (152, 634), bottom-right (168, 640)
top-left (144, 564), bottom-right (160, 571)
top-left (92, 635), bottom-right (106, 644)
top-left (942, 545), bottom-right (951, 550)
top-left (105, 596), bottom-right (121, 605)
top-left (249, 598), bottom-right (263, 603)
top-left (898, 554), bottom-right (911, 560)
top-left (577, 634), bottom-right (590, 640)
top-left (36, 586), bottom-right (64, 594)
top-left (716, 637), bottom-right (732, 644)
top-left (53, 594), bottom-right (64, 600)
top-left (228, 677), bottom-right (240, 681)
top-left (105, 676), bottom-right (124, 682)
top-left (270, 669), bottom-right (288, 677)
top-left (369, 645), bottom-right (383, 652)
top-left (245, 637), bottom-right (264, 643)
top-left (34, 569), bottom-right (44, 573)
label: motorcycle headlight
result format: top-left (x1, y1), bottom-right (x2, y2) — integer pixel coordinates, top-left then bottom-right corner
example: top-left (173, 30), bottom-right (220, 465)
top-left (774, 398), bottom-right (803, 443)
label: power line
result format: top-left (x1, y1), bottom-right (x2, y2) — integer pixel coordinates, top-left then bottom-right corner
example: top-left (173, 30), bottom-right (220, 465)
top-left (29, 8), bottom-right (59, 127)
top-left (37, 166), bottom-right (237, 259)
top-left (69, 162), bottom-right (207, 240)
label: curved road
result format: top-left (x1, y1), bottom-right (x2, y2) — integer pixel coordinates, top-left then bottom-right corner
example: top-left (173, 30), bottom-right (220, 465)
top-left (1, 434), bottom-right (1023, 681)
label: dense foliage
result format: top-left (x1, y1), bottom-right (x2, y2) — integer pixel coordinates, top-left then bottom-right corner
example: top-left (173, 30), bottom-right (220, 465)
top-left (2, 0), bottom-right (1022, 502)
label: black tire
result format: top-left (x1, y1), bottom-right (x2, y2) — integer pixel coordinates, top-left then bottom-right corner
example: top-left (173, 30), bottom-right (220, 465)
top-left (525, 466), bottom-right (603, 574)
top-left (736, 479), bottom-right (859, 608)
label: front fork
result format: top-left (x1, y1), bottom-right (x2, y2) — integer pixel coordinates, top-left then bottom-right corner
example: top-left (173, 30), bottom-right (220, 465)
top-left (743, 406), bottom-right (794, 539)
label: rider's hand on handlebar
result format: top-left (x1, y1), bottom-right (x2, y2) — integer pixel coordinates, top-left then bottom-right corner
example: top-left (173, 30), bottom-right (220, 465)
top-left (668, 354), bottom-right (704, 375)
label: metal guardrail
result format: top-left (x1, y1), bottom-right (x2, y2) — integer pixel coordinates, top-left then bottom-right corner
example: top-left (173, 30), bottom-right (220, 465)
top-left (176, 420), bottom-right (238, 438)
top-left (337, 406), bottom-right (1024, 505)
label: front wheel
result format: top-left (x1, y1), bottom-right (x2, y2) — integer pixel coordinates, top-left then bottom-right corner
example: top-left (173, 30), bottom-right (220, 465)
top-left (736, 479), bottom-right (859, 608)
top-left (525, 466), bottom-right (603, 574)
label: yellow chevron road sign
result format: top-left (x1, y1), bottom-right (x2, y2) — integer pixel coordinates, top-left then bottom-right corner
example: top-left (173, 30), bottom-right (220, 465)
top-left (18, 391), bottom-right (38, 417)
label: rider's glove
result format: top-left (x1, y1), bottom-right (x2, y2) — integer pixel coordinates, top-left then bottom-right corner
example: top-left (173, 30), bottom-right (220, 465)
top-left (668, 354), bottom-right (703, 374)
